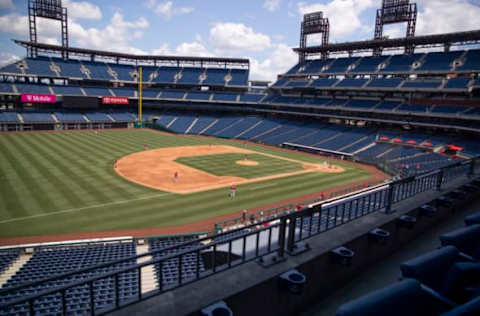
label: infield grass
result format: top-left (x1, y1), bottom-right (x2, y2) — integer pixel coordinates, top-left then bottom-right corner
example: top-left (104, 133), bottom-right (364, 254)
top-left (176, 153), bottom-right (303, 179)
top-left (0, 129), bottom-right (374, 239)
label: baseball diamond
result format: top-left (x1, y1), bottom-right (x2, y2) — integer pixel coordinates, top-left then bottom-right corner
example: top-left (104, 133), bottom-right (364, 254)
top-left (0, 129), bottom-right (378, 242)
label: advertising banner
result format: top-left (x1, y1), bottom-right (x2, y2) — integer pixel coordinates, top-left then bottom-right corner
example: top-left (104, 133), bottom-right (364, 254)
top-left (102, 96), bottom-right (129, 105)
top-left (20, 93), bottom-right (57, 103)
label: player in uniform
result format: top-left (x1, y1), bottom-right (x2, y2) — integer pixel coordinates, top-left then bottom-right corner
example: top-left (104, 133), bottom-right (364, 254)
top-left (174, 171), bottom-right (178, 183)
top-left (230, 184), bottom-right (236, 198)
top-left (144, 144), bottom-right (148, 151)
top-left (114, 158), bottom-right (118, 169)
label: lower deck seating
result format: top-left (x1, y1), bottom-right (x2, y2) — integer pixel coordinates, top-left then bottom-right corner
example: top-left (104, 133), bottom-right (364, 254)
top-left (149, 238), bottom-right (205, 288)
top-left (0, 243), bottom-right (138, 316)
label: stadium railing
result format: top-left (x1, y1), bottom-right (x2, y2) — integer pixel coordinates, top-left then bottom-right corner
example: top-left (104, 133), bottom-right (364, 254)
top-left (1, 156), bottom-right (479, 315)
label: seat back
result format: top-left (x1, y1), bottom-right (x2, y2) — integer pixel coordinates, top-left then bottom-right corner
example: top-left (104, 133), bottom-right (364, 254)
top-left (440, 225), bottom-right (480, 259)
top-left (400, 246), bottom-right (459, 292)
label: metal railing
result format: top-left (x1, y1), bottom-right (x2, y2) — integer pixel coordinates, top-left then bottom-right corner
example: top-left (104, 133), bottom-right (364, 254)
top-left (0, 156), bottom-right (479, 315)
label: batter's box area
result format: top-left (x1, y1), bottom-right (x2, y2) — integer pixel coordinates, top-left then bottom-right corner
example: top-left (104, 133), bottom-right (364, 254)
top-left (115, 145), bottom-right (344, 194)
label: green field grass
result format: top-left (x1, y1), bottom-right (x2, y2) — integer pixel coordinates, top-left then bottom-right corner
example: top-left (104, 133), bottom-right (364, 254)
top-left (0, 129), bottom-right (373, 239)
top-left (176, 153), bottom-right (303, 179)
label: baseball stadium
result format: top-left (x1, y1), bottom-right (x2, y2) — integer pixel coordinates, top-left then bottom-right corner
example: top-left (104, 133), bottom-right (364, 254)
top-left (0, 0), bottom-right (480, 315)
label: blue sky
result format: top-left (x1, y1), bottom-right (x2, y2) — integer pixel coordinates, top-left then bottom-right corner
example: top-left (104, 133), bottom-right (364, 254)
top-left (0, 0), bottom-right (479, 81)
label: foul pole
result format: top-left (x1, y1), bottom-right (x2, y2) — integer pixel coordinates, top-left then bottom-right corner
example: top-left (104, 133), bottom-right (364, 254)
top-left (138, 67), bottom-right (143, 123)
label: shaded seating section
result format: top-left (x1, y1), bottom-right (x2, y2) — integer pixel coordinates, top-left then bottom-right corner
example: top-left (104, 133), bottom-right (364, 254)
top-left (239, 93), bottom-right (264, 103)
top-left (111, 88), bottom-right (135, 97)
top-left (15, 83), bottom-right (51, 94)
top-left (310, 78), bottom-right (339, 87)
top-left (396, 103), bottom-right (430, 113)
top-left (367, 78), bottom-right (403, 88)
top-left (402, 80), bottom-right (442, 89)
top-left (84, 112), bottom-right (112, 122)
top-left (465, 212), bottom-right (480, 226)
top-left (149, 238), bottom-right (205, 288)
top-left (416, 51), bottom-right (463, 72)
top-left (456, 49), bottom-right (480, 72)
top-left (0, 112), bottom-right (20, 123)
top-left (108, 112), bottom-right (136, 122)
top-left (0, 243), bottom-right (138, 316)
top-left (0, 82), bottom-right (13, 93)
top-left (152, 66), bottom-right (179, 84)
top-left (168, 115), bottom-right (196, 134)
top-left (203, 68), bottom-right (228, 86)
top-left (82, 87), bottom-right (111, 97)
top-left (212, 92), bottom-right (238, 102)
top-left (50, 85), bottom-right (83, 95)
top-left (54, 112), bottom-right (87, 123)
top-left (336, 78), bottom-right (368, 88)
top-left (345, 100), bottom-right (379, 109)
top-left (350, 56), bottom-right (388, 73)
top-left (375, 101), bottom-right (401, 111)
top-left (177, 68), bottom-right (203, 85)
top-left (432, 105), bottom-right (469, 114)
top-left (160, 90), bottom-right (185, 99)
top-left (444, 78), bottom-right (471, 90)
top-left (326, 57), bottom-right (359, 74)
top-left (336, 279), bottom-right (452, 316)
top-left (217, 117), bottom-right (262, 139)
top-left (0, 250), bottom-right (20, 274)
top-left (108, 64), bottom-right (136, 81)
top-left (187, 116), bottom-right (218, 134)
top-left (228, 69), bottom-right (249, 86)
top-left (380, 54), bottom-right (423, 73)
top-left (24, 57), bottom-right (58, 77)
top-left (21, 112), bottom-right (55, 123)
top-left (185, 91), bottom-right (212, 101)
top-left (203, 117), bottom-right (243, 137)
top-left (439, 225), bottom-right (480, 260)
top-left (337, 212), bottom-right (480, 316)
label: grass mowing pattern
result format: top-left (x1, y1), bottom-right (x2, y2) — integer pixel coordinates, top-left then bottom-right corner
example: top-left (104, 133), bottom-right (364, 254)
top-left (176, 153), bottom-right (303, 179)
top-left (0, 130), bottom-right (373, 238)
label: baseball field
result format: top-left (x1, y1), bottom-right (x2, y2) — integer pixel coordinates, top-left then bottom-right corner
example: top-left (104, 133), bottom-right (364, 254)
top-left (0, 129), bottom-right (385, 244)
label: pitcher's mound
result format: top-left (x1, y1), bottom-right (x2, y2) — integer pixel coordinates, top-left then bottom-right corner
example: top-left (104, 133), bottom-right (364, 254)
top-left (236, 160), bottom-right (259, 166)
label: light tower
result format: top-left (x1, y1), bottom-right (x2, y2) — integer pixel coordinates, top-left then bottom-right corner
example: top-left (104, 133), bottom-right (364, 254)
top-left (28, 0), bottom-right (69, 58)
top-left (299, 11), bottom-right (330, 62)
top-left (373, 0), bottom-right (417, 56)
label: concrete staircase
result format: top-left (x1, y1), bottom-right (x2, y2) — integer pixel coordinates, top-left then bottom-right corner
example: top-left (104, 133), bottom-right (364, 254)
top-left (0, 253), bottom-right (33, 289)
top-left (136, 244), bottom-right (158, 294)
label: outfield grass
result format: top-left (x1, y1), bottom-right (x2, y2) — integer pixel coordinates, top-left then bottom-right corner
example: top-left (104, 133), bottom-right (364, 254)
top-left (176, 153), bottom-right (303, 179)
top-left (0, 130), bottom-right (373, 238)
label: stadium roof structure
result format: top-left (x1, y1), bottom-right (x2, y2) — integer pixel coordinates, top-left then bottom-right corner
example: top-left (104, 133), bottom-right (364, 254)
top-left (293, 29), bottom-right (480, 57)
top-left (13, 40), bottom-right (250, 68)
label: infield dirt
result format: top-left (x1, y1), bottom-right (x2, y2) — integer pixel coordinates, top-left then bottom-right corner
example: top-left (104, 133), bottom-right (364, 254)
top-left (116, 145), bottom-right (344, 194)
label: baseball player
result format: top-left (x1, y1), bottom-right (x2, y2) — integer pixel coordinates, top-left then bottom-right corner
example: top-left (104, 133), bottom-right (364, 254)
top-left (230, 184), bottom-right (236, 198)
top-left (114, 158), bottom-right (118, 169)
top-left (144, 143), bottom-right (148, 151)
top-left (174, 171), bottom-right (178, 183)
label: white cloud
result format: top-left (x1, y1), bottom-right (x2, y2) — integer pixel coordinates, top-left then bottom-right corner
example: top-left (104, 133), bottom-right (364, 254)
top-left (152, 41), bottom-right (212, 57)
top-left (69, 12), bottom-right (149, 54)
top-left (416, 0), bottom-right (480, 35)
top-left (0, 13), bottom-right (61, 44)
top-left (210, 22), bottom-right (271, 53)
top-left (149, 1), bottom-right (194, 20)
top-left (298, 0), bottom-right (376, 40)
top-left (0, 52), bottom-right (20, 68)
top-left (0, 0), bottom-right (14, 10)
top-left (250, 43), bottom-right (297, 81)
top-left (63, 0), bottom-right (102, 20)
top-left (264, 0), bottom-right (281, 12)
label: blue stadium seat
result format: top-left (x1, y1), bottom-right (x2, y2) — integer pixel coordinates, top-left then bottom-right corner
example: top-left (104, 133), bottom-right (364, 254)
top-left (440, 225), bottom-right (480, 260)
top-left (440, 296), bottom-right (480, 316)
top-left (336, 279), bottom-right (451, 316)
top-left (367, 78), bottom-right (403, 88)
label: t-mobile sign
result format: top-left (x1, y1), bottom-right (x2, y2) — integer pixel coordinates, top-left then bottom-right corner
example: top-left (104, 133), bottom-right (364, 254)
top-left (20, 93), bottom-right (57, 103)
top-left (102, 96), bottom-right (129, 105)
